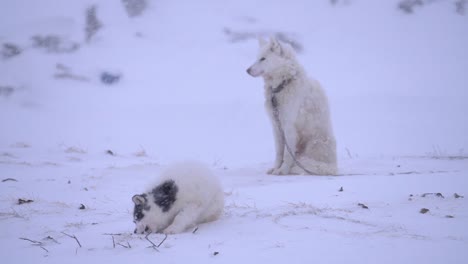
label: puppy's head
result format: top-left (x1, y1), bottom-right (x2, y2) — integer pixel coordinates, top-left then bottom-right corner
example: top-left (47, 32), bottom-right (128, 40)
top-left (132, 180), bottom-right (179, 234)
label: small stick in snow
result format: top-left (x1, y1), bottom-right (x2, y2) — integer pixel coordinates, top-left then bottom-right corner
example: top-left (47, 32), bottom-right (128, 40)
top-left (157, 234), bottom-right (168, 248)
top-left (19, 237), bottom-right (42, 245)
top-left (19, 237), bottom-right (49, 253)
top-left (358, 203), bottom-right (369, 209)
top-left (117, 242), bottom-right (131, 249)
top-left (2, 178), bottom-right (18, 182)
top-left (145, 233), bottom-right (168, 249)
top-left (44, 236), bottom-right (59, 244)
top-left (192, 227), bottom-right (199, 234)
top-left (112, 235), bottom-right (115, 248)
top-left (338, 187), bottom-right (343, 192)
top-left (145, 233), bottom-right (160, 251)
top-left (103, 233), bottom-right (124, 236)
top-left (61, 232), bottom-right (82, 248)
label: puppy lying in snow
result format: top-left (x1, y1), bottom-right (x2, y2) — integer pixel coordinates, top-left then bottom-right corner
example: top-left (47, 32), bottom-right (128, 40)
top-left (132, 161), bottom-right (224, 234)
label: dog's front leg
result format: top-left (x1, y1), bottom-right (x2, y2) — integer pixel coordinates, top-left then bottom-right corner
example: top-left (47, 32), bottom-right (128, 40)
top-left (267, 124), bottom-right (285, 174)
top-left (274, 124), bottom-right (297, 175)
top-left (163, 205), bottom-right (200, 234)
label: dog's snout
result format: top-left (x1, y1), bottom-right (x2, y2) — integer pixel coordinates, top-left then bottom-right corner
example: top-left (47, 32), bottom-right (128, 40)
top-left (246, 68), bottom-right (251, 75)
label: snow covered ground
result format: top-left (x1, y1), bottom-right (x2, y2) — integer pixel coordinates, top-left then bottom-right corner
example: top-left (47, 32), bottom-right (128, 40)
top-left (1, 0), bottom-right (467, 263)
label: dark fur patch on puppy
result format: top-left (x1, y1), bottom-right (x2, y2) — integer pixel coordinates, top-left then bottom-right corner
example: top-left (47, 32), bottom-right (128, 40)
top-left (151, 180), bottom-right (178, 212)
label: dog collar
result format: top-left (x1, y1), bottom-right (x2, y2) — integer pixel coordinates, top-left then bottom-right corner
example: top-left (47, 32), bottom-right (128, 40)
top-left (271, 78), bottom-right (293, 93)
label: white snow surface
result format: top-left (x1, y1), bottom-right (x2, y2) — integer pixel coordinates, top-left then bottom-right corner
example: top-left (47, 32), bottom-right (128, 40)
top-left (1, 0), bottom-right (467, 263)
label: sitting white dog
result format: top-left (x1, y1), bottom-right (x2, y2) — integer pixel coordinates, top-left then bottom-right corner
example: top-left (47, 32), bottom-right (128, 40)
top-left (132, 161), bottom-right (224, 234)
top-left (247, 37), bottom-right (337, 175)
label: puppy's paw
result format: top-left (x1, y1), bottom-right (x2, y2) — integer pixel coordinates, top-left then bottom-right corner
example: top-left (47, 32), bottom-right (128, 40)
top-left (162, 226), bottom-right (180, 234)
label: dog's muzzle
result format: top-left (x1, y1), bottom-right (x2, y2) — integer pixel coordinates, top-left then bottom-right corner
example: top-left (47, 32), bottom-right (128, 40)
top-left (246, 67), bottom-right (262, 77)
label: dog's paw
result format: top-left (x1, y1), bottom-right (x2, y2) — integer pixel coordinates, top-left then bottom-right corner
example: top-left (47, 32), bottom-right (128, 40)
top-left (268, 168), bottom-right (284, 175)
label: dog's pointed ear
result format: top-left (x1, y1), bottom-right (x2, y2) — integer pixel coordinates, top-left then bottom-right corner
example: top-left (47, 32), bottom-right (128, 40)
top-left (132, 194), bottom-right (146, 205)
top-left (258, 36), bottom-right (267, 47)
top-left (269, 37), bottom-right (283, 55)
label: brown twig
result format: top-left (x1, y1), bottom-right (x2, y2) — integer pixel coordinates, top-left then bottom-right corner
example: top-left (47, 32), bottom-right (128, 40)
top-left (19, 237), bottom-right (42, 245)
top-left (2, 178), bottom-right (18, 182)
top-left (19, 237), bottom-right (49, 253)
top-left (157, 234), bottom-right (168, 248)
top-left (44, 236), bottom-right (60, 244)
top-left (117, 242), bottom-right (130, 249)
top-left (61, 232), bottom-right (82, 248)
top-left (103, 233), bottom-right (124, 236)
top-left (192, 227), bottom-right (199, 234)
top-left (145, 233), bottom-right (160, 251)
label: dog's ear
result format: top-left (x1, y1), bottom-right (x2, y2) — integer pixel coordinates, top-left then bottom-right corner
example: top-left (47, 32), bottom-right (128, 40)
top-left (269, 37), bottom-right (283, 55)
top-left (132, 194), bottom-right (146, 205)
top-left (258, 36), bottom-right (267, 47)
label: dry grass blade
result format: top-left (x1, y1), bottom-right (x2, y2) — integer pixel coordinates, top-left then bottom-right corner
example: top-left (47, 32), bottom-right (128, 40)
top-left (157, 234), bottom-right (168, 248)
top-left (145, 233), bottom-right (160, 251)
top-left (61, 232), bottom-right (82, 248)
top-left (19, 237), bottom-right (49, 253)
top-left (19, 237), bottom-right (42, 245)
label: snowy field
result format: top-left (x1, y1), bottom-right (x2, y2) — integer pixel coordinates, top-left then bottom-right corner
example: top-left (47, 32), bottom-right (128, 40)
top-left (1, 0), bottom-right (468, 263)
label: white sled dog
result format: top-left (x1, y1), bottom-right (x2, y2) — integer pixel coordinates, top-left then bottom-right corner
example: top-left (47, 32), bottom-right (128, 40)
top-left (132, 161), bottom-right (224, 234)
top-left (247, 37), bottom-right (337, 175)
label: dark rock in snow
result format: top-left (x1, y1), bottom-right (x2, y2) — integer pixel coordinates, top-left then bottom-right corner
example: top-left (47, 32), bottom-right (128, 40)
top-left (101, 72), bottom-right (121, 85)
top-left (420, 208), bottom-right (430, 214)
top-left (1, 43), bottom-right (21, 59)
top-left (18, 199), bottom-right (34, 205)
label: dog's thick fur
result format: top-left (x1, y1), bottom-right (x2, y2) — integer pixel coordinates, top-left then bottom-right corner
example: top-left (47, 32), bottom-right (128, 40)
top-left (247, 37), bottom-right (337, 175)
top-left (132, 161), bottom-right (224, 234)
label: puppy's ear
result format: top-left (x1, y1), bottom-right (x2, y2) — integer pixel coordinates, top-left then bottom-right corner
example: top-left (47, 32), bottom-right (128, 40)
top-left (258, 36), bottom-right (267, 47)
top-left (132, 194), bottom-right (146, 205)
